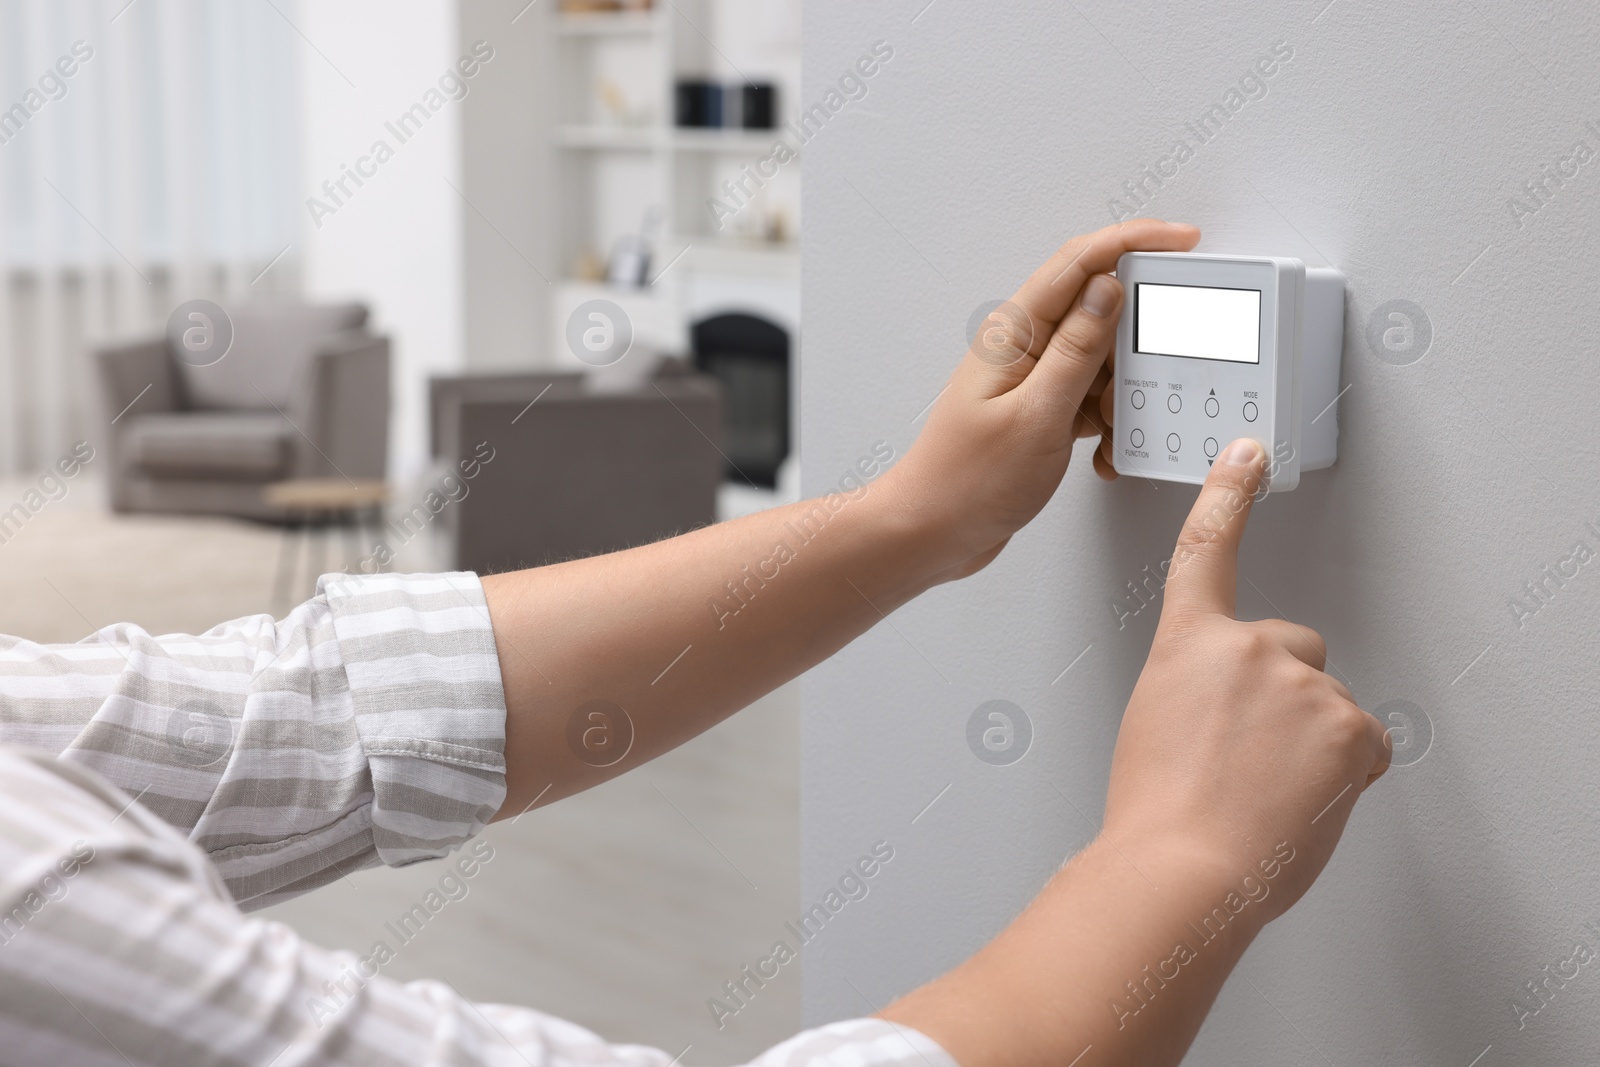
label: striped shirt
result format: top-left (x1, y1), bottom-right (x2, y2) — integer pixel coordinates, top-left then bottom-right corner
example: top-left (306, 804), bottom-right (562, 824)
top-left (0, 571), bottom-right (955, 1067)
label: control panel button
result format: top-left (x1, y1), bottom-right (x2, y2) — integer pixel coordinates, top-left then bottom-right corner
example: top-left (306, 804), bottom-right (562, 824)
top-left (1204, 396), bottom-right (1219, 418)
top-left (1166, 433), bottom-right (1180, 453)
top-left (1243, 401), bottom-right (1259, 422)
top-left (1130, 428), bottom-right (1144, 448)
top-left (1131, 389), bottom-right (1145, 410)
top-left (1204, 437), bottom-right (1219, 458)
top-left (1167, 393), bottom-right (1182, 413)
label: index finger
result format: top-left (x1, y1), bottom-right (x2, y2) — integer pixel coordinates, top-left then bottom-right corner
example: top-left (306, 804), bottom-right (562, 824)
top-left (1011, 218), bottom-right (1201, 344)
top-left (1160, 438), bottom-right (1268, 620)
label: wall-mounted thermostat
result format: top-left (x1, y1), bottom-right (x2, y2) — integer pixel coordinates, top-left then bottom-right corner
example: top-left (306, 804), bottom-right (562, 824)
top-left (1111, 252), bottom-right (1345, 492)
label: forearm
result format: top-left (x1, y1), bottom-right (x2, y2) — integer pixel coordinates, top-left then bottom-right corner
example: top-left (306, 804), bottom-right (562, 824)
top-left (881, 834), bottom-right (1266, 1067)
top-left (478, 219), bottom-right (1202, 819)
top-left (483, 473), bottom-right (947, 817)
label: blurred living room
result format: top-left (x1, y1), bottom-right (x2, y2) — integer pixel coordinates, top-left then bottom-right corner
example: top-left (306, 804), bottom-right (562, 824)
top-left (0, 0), bottom-right (801, 1060)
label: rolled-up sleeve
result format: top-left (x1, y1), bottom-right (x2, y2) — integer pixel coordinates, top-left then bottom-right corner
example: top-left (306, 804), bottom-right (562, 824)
top-left (0, 572), bottom-right (509, 910)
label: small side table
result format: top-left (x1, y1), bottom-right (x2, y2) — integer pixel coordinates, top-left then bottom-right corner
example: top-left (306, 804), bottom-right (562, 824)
top-left (264, 479), bottom-right (389, 612)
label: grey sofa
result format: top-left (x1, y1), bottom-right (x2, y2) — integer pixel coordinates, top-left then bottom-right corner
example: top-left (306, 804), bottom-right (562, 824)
top-left (429, 368), bottom-right (724, 574)
top-left (97, 302), bottom-right (390, 521)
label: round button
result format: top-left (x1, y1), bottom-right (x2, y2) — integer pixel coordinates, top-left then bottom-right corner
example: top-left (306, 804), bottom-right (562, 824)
top-left (1130, 428), bottom-right (1144, 448)
top-left (1166, 433), bottom-right (1181, 453)
top-left (1204, 396), bottom-right (1219, 418)
top-left (1167, 393), bottom-right (1182, 413)
top-left (1204, 437), bottom-right (1219, 458)
top-left (1131, 389), bottom-right (1145, 410)
top-left (1243, 401), bottom-right (1259, 423)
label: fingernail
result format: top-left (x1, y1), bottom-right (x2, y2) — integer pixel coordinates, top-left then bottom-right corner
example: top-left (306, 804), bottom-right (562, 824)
top-left (1220, 438), bottom-right (1261, 466)
top-left (1081, 275), bottom-right (1120, 318)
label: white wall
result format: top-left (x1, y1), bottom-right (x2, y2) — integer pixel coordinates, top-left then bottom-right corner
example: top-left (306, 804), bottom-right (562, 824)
top-left (801, 2), bottom-right (1600, 1063)
top-left (297, 0), bottom-right (463, 480)
top-left (457, 0), bottom-right (556, 372)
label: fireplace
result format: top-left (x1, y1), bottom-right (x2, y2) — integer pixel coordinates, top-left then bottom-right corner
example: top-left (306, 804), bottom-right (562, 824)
top-left (691, 312), bottom-right (791, 488)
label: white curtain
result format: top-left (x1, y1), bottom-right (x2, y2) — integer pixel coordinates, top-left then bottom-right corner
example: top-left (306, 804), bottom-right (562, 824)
top-left (0, 0), bottom-right (300, 475)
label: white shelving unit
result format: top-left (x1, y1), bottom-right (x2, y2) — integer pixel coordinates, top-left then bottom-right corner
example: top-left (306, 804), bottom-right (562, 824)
top-left (548, 1), bottom-right (799, 364)
top-left (555, 125), bottom-right (782, 153)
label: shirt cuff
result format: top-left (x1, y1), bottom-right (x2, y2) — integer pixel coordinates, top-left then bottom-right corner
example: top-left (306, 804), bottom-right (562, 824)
top-left (321, 571), bottom-right (509, 868)
top-left (751, 1019), bottom-right (963, 1067)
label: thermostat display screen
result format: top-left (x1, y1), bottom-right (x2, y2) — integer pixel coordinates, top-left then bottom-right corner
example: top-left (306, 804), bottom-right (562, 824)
top-left (1135, 283), bottom-right (1262, 364)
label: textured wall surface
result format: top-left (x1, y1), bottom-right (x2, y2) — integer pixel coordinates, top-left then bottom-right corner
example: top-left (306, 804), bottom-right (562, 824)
top-left (799, 2), bottom-right (1600, 1063)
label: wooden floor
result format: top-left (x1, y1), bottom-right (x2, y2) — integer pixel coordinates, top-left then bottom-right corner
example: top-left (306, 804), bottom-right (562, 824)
top-left (0, 478), bottom-right (802, 1064)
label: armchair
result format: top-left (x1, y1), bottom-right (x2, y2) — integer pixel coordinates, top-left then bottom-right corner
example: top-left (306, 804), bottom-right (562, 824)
top-left (97, 302), bottom-right (390, 521)
top-left (428, 367), bottom-right (724, 574)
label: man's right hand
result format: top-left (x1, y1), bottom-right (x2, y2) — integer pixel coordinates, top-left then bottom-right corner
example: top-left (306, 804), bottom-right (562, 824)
top-left (1102, 437), bottom-right (1391, 923)
top-left (881, 437), bottom-right (1391, 1067)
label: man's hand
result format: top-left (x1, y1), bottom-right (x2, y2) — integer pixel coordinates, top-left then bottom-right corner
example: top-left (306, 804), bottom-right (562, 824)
top-left (882, 218), bottom-right (1200, 584)
top-left (881, 440), bottom-right (1391, 1067)
top-left (1103, 437), bottom-right (1391, 921)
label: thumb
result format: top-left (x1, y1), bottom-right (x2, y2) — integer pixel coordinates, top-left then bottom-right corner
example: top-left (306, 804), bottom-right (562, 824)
top-left (1160, 438), bottom-right (1268, 621)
